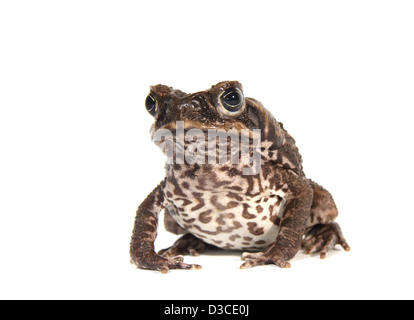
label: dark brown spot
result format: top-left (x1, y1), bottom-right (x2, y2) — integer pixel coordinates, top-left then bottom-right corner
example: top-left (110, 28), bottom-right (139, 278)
top-left (198, 209), bottom-right (212, 224)
top-left (224, 185), bottom-right (243, 192)
top-left (276, 195), bottom-right (283, 205)
top-left (256, 205), bottom-right (264, 213)
top-left (233, 221), bottom-right (242, 229)
top-left (210, 195), bottom-right (226, 211)
top-left (216, 213), bottom-right (235, 225)
top-left (227, 167), bottom-right (241, 177)
top-left (227, 192), bottom-right (243, 201)
top-left (226, 201), bottom-right (239, 209)
top-left (191, 192), bottom-right (205, 211)
top-left (229, 234), bottom-right (241, 241)
top-left (193, 225), bottom-right (221, 235)
top-left (247, 222), bottom-right (264, 236)
top-left (242, 203), bottom-right (256, 219)
top-left (184, 165), bottom-right (198, 180)
top-left (243, 175), bottom-right (255, 196)
top-left (214, 180), bottom-right (233, 188)
top-left (216, 214), bottom-right (226, 225)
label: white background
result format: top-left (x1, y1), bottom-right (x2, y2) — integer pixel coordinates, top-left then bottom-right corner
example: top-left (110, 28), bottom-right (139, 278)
top-left (1, 0), bottom-right (413, 300)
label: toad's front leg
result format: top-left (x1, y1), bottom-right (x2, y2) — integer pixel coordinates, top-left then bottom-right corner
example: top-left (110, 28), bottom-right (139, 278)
top-left (130, 181), bottom-right (202, 273)
top-left (241, 172), bottom-right (313, 269)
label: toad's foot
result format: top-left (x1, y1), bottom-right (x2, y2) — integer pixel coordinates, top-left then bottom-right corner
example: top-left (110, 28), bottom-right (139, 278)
top-left (158, 233), bottom-right (217, 258)
top-left (130, 250), bottom-right (202, 274)
top-left (240, 249), bottom-right (291, 269)
top-left (302, 222), bottom-right (351, 259)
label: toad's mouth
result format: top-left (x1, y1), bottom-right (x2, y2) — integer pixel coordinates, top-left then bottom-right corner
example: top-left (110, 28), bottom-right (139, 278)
top-left (149, 119), bottom-right (263, 175)
top-left (152, 119), bottom-right (251, 135)
top-left (150, 120), bottom-right (260, 149)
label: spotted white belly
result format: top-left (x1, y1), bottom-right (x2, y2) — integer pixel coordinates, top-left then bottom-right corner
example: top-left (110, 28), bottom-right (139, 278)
top-left (170, 190), bottom-right (286, 251)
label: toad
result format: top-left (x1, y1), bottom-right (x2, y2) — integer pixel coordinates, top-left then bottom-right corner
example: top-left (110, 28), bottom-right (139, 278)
top-left (130, 81), bottom-right (350, 273)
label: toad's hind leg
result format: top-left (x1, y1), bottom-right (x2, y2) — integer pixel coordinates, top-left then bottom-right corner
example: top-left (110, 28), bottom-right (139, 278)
top-left (303, 180), bottom-right (350, 258)
top-left (306, 180), bottom-right (338, 227)
top-left (159, 206), bottom-right (218, 257)
top-left (303, 223), bottom-right (350, 258)
top-left (158, 233), bottom-right (218, 258)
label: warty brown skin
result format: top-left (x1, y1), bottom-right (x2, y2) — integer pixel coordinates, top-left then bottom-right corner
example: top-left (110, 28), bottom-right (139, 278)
top-left (130, 81), bottom-right (350, 273)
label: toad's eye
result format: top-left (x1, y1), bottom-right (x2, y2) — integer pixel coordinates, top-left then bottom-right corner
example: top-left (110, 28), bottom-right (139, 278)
top-left (218, 87), bottom-right (244, 115)
top-left (145, 94), bottom-right (157, 116)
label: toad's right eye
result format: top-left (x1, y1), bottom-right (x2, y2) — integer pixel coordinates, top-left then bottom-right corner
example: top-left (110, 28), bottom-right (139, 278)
top-left (145, 94), bottom-right (157, 116)
top-left (217, 87), bottom-right (245, 117)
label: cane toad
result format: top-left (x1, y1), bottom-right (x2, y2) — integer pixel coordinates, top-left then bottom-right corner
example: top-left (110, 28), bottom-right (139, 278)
top-left (130, 81), bottom-right (350, 273)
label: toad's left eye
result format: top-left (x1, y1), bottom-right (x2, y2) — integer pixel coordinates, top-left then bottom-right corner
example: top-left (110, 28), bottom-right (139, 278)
top-left (145, 94), bottom-right (157, 116)
top-left (219, 87), bottom-right (244, 113)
